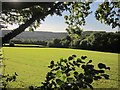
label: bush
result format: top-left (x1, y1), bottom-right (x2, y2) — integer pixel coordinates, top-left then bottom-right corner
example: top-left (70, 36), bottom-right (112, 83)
top-left (30, 55), bottom-right (110, 90)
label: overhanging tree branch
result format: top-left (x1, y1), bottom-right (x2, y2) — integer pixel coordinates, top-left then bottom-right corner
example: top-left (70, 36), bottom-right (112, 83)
top-left (2, 2), bottom-right (51, 11)
top-left (2, 2), bottom-right (63, 44)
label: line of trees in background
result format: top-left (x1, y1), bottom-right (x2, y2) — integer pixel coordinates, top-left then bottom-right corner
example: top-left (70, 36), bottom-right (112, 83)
top-left (48, 31), bottom-right (120, 53)
top-left (8, 31), bottom-right (120, 53)
top-left (9, 39), bottom-right (47, 46)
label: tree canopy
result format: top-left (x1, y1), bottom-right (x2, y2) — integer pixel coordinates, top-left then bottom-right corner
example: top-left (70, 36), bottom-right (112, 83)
top-left (95, 1), bottom-right (120, 28)
top-left (1, 1), bottom-right (120, 44)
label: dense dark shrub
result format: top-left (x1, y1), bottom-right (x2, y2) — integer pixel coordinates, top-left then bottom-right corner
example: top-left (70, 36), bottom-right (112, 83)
top-left (47, 39), bottom-right (63, 48)
top-left (47, 42), bottom-right (54, 47)
top-left (79, 32), bottom-right (120, 53)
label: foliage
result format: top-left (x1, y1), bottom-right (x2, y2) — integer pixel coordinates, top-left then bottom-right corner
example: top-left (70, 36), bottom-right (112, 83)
top-left (48, 39), bottom-right (62, 48)
top-left (1, 2), bottom-right (71, 31)
top-left (64, 2), bottom-right (92, 48)
top-left (47, 37), bottom-right (71, 48)
top-left (1, 2), bottom-right (71, 43)
top-left (29, 55), bottom-right (110, 90)
top-left (64, 2), bottom-right (92, 36)
top-left (1, 72), bottom-right (18, 89)
top-left (63, 1), bottom-right (119, 49)
top-left (95, 1), bottom-right (120, 28)
top-left (1, 1), bottom-right (119, 31)
top-left (46, 31), bottom-right (119, 53)
top-left (6, 31), bottom-right (120, 53)
top-left (10, 39), bottom-right (47, 46)
top-left (79, 32), bottom-right (120, 53)
top-left (1, 1), bottom-right (119, 43)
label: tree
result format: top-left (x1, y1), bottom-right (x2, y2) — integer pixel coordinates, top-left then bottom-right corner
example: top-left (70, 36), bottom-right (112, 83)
top-left (95, 1), bottom-right (120, 28)
top-left (51, 38), bottom-right (62, 48)
top-left (61, 35), bottom-right (72, 48)
top-left (79, 32), bottom-right (120, 53)
top-left (64, 2), bottom-right (91, 36)
top-left (1, 2), bottom-right (64, 43)
top-left (1, 1), bottom-right (119, 44)
top-left (1, 1), bottom-right (118, 89)
top-left (64, 1), bottom-right (120, 48)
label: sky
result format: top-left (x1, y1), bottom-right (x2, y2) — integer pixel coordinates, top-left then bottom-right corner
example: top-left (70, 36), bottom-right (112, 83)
top-left (5, 2), bottom-right (119, 32)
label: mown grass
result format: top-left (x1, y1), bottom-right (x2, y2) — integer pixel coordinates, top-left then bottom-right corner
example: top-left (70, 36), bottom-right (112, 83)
top-left (2, 47), bottom-right (119, 88)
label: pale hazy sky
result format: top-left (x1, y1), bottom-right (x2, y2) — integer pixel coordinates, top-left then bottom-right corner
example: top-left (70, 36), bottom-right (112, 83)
top-left (5, 2), bottom-right (119, 32)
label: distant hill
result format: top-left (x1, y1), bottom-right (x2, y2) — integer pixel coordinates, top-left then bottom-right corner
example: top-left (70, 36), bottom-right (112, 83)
top-left (2, 30), bottom-right (67, 41)
top-left (2, 30), bottom-right (105, 41)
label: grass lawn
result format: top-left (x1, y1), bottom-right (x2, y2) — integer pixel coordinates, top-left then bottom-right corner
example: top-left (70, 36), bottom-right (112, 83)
top-left (2, 47), bottom-right (119, 88)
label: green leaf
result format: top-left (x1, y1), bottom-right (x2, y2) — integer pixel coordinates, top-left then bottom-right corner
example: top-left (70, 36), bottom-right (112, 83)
top-left (94, 76), bottom-right (102, 80)
top-left (87, 60), bottom-right (92, 64)
top-left (105, 67), bottom-right (110, 70)
top-left (76, 63), bottom-right (80, 67)
top-left (77, 58), bottom-right (85, 63)
top-left (56, 71), bottom-right (62, 77)
top-left (29, 27), bottom-right (34, 32)
top-left (72, 67), bottom-right (75, 70)
top-left (81, 65), bottom-right (85, 69)
top-left (64, 15), bottom-right (68, 20)
top-left (98, 70), bottom-right (104, 73)
top-left (67, 77), bottom-right (74, 83)
top-left (60, 59), bottom-right (67, 63)
top-left (65, 21), bottom-right (69, 24)
top-left (81, 56), bottom-right (87, 60)
top-left (48, 60), bottom-right (55, 69)
top-left (68, 56), bottom-right (73, 60)
top-left (61, 75), bottom-right (66, 81)
top-left (72, 54), bottom-right (76, 58)
top-left (101, 74), bottom-right (109, 79)
top-left (64, 59), bottom-right (67, 63)
top-left (98, 63), bottom-right (106, 69)
top-left (56, 79), bottom-right (63, 86)
top-left (73, 61), bottom-right (77, 65)
top-left (69, 62), bottom-right (74, 66)
top-left (74, 71), bottom-right (78, 76)
top-left (50, 60), bottom-right (54, 65)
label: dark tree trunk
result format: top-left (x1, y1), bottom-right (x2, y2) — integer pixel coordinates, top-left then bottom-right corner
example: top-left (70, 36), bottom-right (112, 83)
top-left (2, 2), bottom-right (62, 44)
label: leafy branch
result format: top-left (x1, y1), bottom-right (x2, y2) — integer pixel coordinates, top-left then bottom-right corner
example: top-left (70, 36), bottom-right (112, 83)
top-left (30, 55), bottom-right (110, 90)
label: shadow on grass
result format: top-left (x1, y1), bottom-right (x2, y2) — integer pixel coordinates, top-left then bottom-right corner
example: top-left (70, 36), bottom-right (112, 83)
top-left (3, 44), bottom-right (120, 54)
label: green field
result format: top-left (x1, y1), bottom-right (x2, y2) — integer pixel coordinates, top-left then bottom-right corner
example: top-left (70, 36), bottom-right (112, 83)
top-left (2, 47), bottom-right (119, 88)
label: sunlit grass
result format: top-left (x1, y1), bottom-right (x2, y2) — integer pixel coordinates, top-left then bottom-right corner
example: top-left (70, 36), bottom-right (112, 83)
top-left (2, 47), bottom-right (119, 88)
